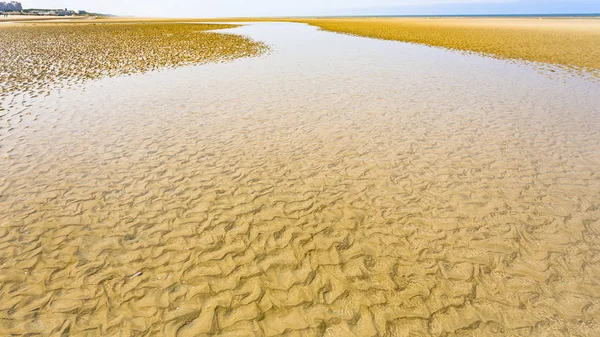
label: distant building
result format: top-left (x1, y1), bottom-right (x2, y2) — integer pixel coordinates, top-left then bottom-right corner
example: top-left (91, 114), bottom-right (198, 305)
top-left (0, 1), bottom-right (23, 11)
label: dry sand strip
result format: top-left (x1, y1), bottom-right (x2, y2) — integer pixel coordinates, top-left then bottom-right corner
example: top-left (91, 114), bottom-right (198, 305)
top-left (0, 22), bottom-right (268, 96)
top-left (294, 18), bottom-right (600, 76)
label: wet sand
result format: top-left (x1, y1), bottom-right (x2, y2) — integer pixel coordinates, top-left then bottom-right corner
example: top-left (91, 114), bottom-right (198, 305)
top-left (0, 23), bottom-right (267, 96)
top-left (1, 22), bottom-right (600, 336)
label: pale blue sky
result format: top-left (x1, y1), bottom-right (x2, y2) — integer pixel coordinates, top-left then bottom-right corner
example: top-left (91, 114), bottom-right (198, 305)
top-left (23, 0), bottom-right (600, 17)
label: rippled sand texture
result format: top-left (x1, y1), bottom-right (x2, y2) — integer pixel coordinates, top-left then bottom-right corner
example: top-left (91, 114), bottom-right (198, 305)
top-left (0, 23), bottom-right (267, 96)
top-left (2, 22), bottom-right (600, 336)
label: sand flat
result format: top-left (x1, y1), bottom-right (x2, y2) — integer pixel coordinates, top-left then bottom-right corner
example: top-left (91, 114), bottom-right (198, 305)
top-left (1, 21), bottom-right (600, 336)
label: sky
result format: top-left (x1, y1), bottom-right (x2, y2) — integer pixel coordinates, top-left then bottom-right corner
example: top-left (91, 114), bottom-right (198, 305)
top-left (22, 0), bottom-right (600, 17)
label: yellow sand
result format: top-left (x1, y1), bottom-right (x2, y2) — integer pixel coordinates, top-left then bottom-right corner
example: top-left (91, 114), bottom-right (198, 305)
top-left (292, 18), bottom-right (600, 74)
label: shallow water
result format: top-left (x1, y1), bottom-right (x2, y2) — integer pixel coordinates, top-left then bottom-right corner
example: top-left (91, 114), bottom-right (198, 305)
top-left (1, 22), bottom-right (600, 336)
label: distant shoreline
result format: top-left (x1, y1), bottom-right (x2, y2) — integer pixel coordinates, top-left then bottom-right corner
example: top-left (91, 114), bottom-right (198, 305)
top-left (1, 13), bottom-right (599, 22)
top-left (301, 13), bottom-right (600, 19)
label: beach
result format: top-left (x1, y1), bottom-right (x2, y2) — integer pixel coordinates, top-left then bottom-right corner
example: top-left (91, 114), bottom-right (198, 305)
top-left (1, 19), bottom-right (600, 336)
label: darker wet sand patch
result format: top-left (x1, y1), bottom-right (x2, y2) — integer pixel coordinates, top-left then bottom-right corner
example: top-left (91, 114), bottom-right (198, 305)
top-left (0, 22), bottom-right (268, 96)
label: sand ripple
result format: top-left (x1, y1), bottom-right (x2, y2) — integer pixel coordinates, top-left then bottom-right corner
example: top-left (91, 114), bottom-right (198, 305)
top-left (1, 22), bottom-right (600, 336)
